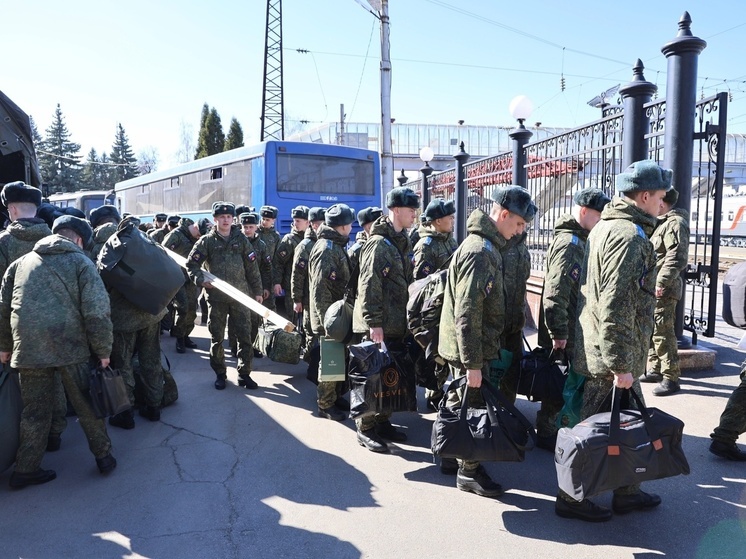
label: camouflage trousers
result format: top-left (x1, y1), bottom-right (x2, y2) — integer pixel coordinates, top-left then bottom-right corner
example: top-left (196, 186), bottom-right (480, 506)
top-left (16, 364), bottom-right (112, 473)
top-left (648, 297), bottom-right (680, 381)
top-left (424, 361), bottom-right (450, 403)
top-left (208, 300), bottom-right (253, 380)
top-left (317, 381), bottom-right (344, 409)
top-left (50, 371), bottom-right (68, 437)
top-left (172, 281), bottom-right (199, 338)
top-left (111, 322), bottom-right (163, 408)
top-left (711, 361), bottom-right (746, 444)
top-left (559, 375), bottom-right (645, 501)
top-left (536, 395), bottom-right (564, 438)
top-left (446, 361), bottom-right (491, 474)
top-left (499, 329), bottom-right (523, 403)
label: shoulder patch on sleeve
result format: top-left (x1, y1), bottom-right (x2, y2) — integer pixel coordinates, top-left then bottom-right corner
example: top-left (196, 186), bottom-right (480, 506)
top-left (328, 268), bottom-right (337, 281)
top-left (635, 224), bottom-right (647, 239)
top-left (191, 249), bottom-right (205, 263)
top-left (483, 238), bottom-right (493, 251)
top-left (419, 262), bottom-right (433, 277)
top-left (571, 235), bottom-right (579, 245)
top-left (247, 251), bottom-right (257, 262)
top-left (278, 249), bottom-right (288, 258)
top-left (325, 240), bottom-right (334, 249)
top-left (484, 274), bottom-right (495, 296)
top-left (380, 261), bottom-right (392, 277)
top-left (296, 257), bottom-right (307, 269)
top-left (424, 236), bottom-right (433, 245)
top-left (569, 262), bottom-right (581, 282)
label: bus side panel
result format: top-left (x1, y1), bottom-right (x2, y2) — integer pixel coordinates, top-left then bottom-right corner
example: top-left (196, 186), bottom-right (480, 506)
top-left (251, 156), bottom-right (265, 211)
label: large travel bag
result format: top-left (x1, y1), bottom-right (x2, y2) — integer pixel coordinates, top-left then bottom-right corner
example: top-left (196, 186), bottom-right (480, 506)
top-left (0, 365), bottom-right (22, 473)
top-left (254, 324), bottom-right (303, 365)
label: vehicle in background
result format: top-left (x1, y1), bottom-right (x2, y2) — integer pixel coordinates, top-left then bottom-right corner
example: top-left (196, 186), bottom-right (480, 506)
top-left (48, 189), bottom-right (114, 217)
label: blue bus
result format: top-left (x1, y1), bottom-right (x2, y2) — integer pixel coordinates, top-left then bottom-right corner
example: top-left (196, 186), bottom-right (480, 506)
top-left (114, 141), bottom-right (381, 233)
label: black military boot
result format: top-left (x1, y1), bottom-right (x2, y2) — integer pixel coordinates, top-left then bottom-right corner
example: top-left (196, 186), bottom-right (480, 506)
top-left (214, 375), bottom-right (227, 390)
top-left (9, 469), bottom-right (57, 489)
top-left (46, 434), bottom-right (61, 452)
top-left (96, 453), bottom-right (117, 474)
top-left (175, 337), bottom-right (186, 354)
top-left (357, 428), bottom-right (388, 453)
top-left (109, 408), bottom-right (135, 430)
top-left (184, 336), bottom-right (198, 349)
top-left (139, 406), bottom-right (161, 422)
top-left (238, 376), bottom-right (258, 390)
top-left (710, 440), bottom-right (746, 461)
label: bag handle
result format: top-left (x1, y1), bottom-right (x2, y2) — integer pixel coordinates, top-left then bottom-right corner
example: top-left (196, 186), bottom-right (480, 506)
top-left (607, 386), bottom-right (664, 457)
top-left (521, 333), bottom-right (569, 366)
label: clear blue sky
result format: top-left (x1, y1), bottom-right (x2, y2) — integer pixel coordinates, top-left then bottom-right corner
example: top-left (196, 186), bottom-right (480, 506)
top-left (4, 0), bottom-right (745, 169)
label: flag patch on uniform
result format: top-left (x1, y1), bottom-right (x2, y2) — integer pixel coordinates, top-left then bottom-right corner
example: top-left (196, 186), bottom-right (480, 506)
top-left (381, 262), bottom-right (391, 277)
top-left (328, 268), bottom-right (337, 281)
top-left (297, 258), bottom-right (307, 269)
top-left (191, 250), bottom-right (204, 263)
top-left (279, 250), bottom-right (287, 258)
top-left (247, 251), bottom-right (257, 262)
top-left (569, 263), bottom-right (581, 282)
top-left (484, 275), bottom-right (494, 295)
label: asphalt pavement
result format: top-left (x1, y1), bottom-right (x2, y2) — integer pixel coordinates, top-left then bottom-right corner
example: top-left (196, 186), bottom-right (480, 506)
top-left (1, 316), bottom-right (745, 559)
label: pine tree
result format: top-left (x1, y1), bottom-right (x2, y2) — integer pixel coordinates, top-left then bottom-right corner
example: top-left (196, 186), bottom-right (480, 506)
top-left (224, 117), bottom-right (244, 151)
top-left (38, 104), bottom-right (82, 193)
top-left (109, 123), bottom-right (139, 184)
top-left (80, 148), bottom-right (115, 190)
top-left (195, 105), bottom-right (225, 159)
top-left (29, 116), bottom-right (42, 151)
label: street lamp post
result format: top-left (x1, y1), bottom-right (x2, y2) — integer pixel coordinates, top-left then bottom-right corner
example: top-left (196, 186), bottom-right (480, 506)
top-left (419, 146), bottom-right (434, 211)
top-left (508, 95), bottom-right (534, 188)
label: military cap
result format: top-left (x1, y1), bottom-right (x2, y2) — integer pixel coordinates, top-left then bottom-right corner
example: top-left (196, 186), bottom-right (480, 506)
top-left (491, 185), bottom-right (537, 221)
top-left (234, 205), bottom-right (251, 216)
top-left (62, 207), bottom-right (86, 219)
top-left (386, 187), bottom-right (420, 209)
top-left (309, 207), bottom-right (326, 222)
top-left (260, 205), bottom-right (279, 219)
top-left (89, 204), bottom-right (121, 228)
top-left (616, 160), bottom-right (673, 193)
top-left (573, 187), bottom-right (611, 213)
top-left (239, 212), bottom-right (259, 225)
top-left (197, 217), bottom-right (212, 236)
top-left (167, 214), bottom-right (181, 226)
top-left (291, 205), bottom-right (310, 220)
top-left (357, 206), bottom-right (383, 227)
top-left (36, 203), bottom-right (64, 228)
top-left (325, 203), bottom-right (355, 227)
top-left (155, 213), bottom-right (167, 222)
top-left (52, 215), bottom-right (93, 247)
top-left (663, 187), bottom-right (679, 206)
top-left (423, 199), bottom-right (456, 222)
top-left (1, 181), bottom-right (42, 207)
top-left (212, 201), bottom-right (235, 216)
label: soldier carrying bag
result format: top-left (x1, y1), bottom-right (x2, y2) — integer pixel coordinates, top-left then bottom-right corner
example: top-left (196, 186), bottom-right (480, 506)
top-left (0, 365), bottom-right (22, 473)
top-left (89, 364), bottom-right (131, 419)
top-left (518, 336), bottom-right (569, 402)
top-left (555, 386), bottom-right (690, 501)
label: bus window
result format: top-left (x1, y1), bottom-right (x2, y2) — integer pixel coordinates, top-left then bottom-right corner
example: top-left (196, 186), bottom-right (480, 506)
top-left (210, 167), bottom-right (223, 180)
top-left (275, 154), bottom-right (374, 195)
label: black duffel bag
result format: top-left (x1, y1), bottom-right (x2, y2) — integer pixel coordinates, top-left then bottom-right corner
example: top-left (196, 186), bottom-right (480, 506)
top-left (89, 365), bottom-right (131, 419)
top-left (555, 386), bottom-right (690, 501)
top-left (349, 341), bottom-right (417, 419)
top-left (517, 339), bottom-right (569, 402)
top-left (431, 376), bottom-right (536, 462)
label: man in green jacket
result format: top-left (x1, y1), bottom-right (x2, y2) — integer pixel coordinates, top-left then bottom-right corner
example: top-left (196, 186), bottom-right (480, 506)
top-left (556, 160), bottom-right (670, 522)
top-left (257, 205), bottom-right (281, 311)
top-left (439, 186), bottom-right (536, 498)
top-left (1, 216), bottom-right (116, 488)
top-left (640, 188), bottom-right (690, 396)
top-left (353, 187), bottom-right (418, 452)
top-left (273, 206), bottom-right (310, 318)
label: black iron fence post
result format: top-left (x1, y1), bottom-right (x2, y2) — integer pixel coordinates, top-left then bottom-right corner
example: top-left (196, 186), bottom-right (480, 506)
top-left (661, 11), bottom-right (707, 343)
top-left (620, 59), bottom-right (657, 168)
top-left (420, 162), bottom-right (433, 211)
top-left (396, 168), bottom-right (408, 187)
top-left (454, 142), bottom-right (470, 244)
top-left (509, 122), bottom-right (533, 187)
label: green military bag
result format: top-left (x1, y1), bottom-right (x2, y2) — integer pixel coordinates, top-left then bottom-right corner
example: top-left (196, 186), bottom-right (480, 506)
top-left (254, 324), bottom-right (303, 365)
top-left (0, 365), bottom-right (22, 473)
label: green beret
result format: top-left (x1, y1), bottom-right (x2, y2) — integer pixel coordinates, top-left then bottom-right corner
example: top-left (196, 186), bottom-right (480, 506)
top-left (423, 199), bottom-right (456, 222)
top-left (357, 206), bottom-right (383, 226)
top-left (239, 212), bottom-right (259, 225)
top-left (386, 187), bottom-right (419, 209)
top-left (1, 181), bottom-right (42, 207)
top-left (616, 160), bottom-right (673, 193)
top-left (325, 204), bottom-right (355, 227)
top-left (491, 185), bottom-right (537, 222)
top-left (309, 207), bottom-right (326, 222)
top-left (52, 215), bottom-right (93, 247)
top-left (573, 188), bottom-right (611, 212)
top-left (212, 202), bottom-right (235, 216)
top-left (663, 188), bottom-right (679, 206)
top-left (260, 205), bottom-right (278, 219)
top-left (291, 205), bottom-right (310, 220)
top-left (89, 205), bottom-right (121, 228)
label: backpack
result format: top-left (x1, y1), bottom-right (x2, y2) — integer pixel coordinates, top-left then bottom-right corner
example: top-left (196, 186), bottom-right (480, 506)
top-left (407, 266), bottom-right (448, 362)
top-left (723, 261), bottom-right (746, 328)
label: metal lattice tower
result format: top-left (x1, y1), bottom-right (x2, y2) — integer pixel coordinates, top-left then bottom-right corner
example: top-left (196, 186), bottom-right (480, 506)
top-left (261, 0), bottom-right (284, 141)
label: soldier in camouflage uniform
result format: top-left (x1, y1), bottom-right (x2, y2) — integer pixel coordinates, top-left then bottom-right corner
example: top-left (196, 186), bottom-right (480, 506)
top-left (257, 205), bottom-right (281, 311)
top-left (147, 213), bottom-right (169, 244)
top-left (187, 202), bottom-right (263, 390)
top-left (89, 205), bottom-right (122, 261)
top-left (164, 217), bottom-right (212, 353)
top-left (640, 188), bottom-right (690, 396)
top-left (348, 207), bottom-right (382, 282)
top-left (0, 216), bottom-right (116, 488)
top-left (710, 359), bottom-right (746, 460)
top-left (273, 206), bottom-right (310, 319)
top-left (536, 188), bottom-right (610, 449)
top-left (439, 186), bottom-right (536, 498)
top-left (239, 212), bottom-right (272, 356)
top-left (556, 160), bottom-right (671, 522)
top-left (309, 204), bottom-right (356, 421)
top-left (291, 207), bottom-right (325, 377)
top-left (353, 188), bottom-right (419, 452)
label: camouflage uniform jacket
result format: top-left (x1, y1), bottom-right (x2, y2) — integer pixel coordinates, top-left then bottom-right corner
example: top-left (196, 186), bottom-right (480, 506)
top-left (164, 219), bottom-right (197, 281)
top-left (272, 227), bottom-right (304, 289)
top-left (0, 235), bottom-right (113, 368)
top-left (187, 224), bottom-right (262, 303)
top-left (291, 226), bottom-right (317, 304)
top-left (575, 197), bottom-right (657, 379)
top-left (148, 227), bottom-right (168, 244)
top-left (500, 231), bottom-right (531, 335)
top-left (90, 222), bottom-right (119, 262)
top-left (413, 226), bottom-right (457, 279)
top-left (537, 214), bottom-right (588, 352)
top-left (309, 225), bottom-right (352, 336)
top-left (347, 231), bottom-right (367, 284)
top-left (249, 235), bottom-right (272, 293)
top-left (439, 209), bottom-right (507, 369)
top-left (0, 218), bottom-right (52, 279)
top-left (353, 216), bottom-right (413, 339)
top-left (257, 226), bottom-right (281, 260)
top-left (651, 208), bottom-right (690, 301)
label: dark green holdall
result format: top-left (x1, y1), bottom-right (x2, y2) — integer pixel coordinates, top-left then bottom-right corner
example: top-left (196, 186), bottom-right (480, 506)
top-left (254, 324), bottom-right (303, 365)
top-left (0, 365), bottom-right (22, 473)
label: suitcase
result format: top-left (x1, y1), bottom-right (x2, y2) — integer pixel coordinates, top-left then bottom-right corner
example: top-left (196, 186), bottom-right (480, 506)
top-left (555, 387), bottom-right (689, 500)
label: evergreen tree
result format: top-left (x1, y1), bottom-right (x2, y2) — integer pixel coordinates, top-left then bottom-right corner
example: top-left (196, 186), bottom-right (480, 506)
top-left (29, 115), bottom-right (42, 151)
top-left (195, 105), bottom-right (225, 159)
top-left (109, 123), bottom-right (139, 184)
top-left (38, 104), bottom-right (82, 193)
top-left (80, 148), bottom-right (115, 190)
top-left (224, 117), bottom-right (244, 151)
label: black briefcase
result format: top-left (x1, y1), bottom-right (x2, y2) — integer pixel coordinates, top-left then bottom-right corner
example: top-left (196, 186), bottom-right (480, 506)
top-left (555, 387), bottom-right (690, 500)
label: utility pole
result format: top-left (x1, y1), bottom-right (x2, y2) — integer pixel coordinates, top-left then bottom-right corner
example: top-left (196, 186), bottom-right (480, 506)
top-left (339, 103), bottom-right (345, 145)
top-left (261, 0), bottom-right (284, 141)
top-left (379, 0), bottom-right (394, 204)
